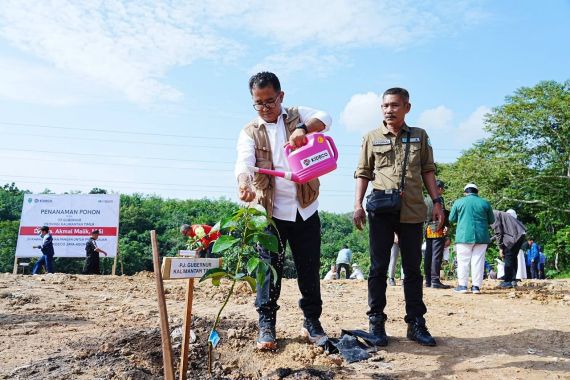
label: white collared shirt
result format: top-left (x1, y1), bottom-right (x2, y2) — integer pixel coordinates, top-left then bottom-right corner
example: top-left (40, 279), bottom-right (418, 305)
top-left (235, 106), bottom-right (332, 222)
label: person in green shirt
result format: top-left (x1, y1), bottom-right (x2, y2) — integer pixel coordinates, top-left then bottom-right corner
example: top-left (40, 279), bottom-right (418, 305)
top-left (448, 183), bottom-right (495, 294)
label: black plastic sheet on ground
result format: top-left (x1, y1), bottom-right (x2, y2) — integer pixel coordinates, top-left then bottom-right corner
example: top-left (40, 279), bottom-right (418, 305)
top-left (318, 329), bottom-right (385, 363)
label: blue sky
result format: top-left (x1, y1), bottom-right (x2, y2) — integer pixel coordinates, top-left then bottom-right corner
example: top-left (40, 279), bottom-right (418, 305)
top-left (0, 0), bottom-right (568, 214)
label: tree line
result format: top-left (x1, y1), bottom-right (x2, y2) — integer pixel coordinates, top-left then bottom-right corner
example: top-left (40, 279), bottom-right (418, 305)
top-left (1, 80), bottom-right (568, 277)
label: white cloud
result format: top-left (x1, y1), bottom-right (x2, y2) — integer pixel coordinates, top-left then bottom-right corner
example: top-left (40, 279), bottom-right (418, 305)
top-left (340, 92), bottom-right (382, 134)
top-left (0, 0), bottom-right (242, 104)
top-left (455, 106), bottom-right (491, 144)
top-left (250, 51), bottom-right (344, 78)
top-left (417, 106), bottom-right (454, 130)
top-left (0, 0), bottom-right (486, 105)
top-left (0, 57), bottom-right (110, 106)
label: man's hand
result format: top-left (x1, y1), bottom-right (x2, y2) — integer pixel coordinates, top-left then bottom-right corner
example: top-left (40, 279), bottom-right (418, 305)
top-left (499, 249), bottom-right (504, 259)
top-left (238, 174), bottom-right (255, 202)
top-left (353, 207), bottom-right (367, 230)
top-left (432, 202), bottom-right (445, 230)
top-left (238, 183), bottom-right (256, 202)
top-left (287, 128), bottom-right (308, 149)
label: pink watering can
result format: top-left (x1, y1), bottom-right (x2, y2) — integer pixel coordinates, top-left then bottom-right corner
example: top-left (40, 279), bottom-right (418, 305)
top-left (250, 132), bottom-right (338, 184)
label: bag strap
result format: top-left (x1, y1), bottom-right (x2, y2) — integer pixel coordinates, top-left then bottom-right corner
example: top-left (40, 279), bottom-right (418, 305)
top-left (399, 130), bottom-right (411, 194)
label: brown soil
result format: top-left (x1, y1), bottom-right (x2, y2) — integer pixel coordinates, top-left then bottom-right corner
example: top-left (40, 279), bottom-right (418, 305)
top-left (1, 273), bottom-right (569, 379)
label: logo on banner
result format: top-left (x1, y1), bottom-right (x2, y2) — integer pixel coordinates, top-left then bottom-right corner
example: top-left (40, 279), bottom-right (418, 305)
top-left (301, 150), bottom-right (330, 169)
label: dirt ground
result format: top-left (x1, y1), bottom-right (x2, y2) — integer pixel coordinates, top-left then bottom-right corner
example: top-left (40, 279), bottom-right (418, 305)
top-left (1, 272), bottom-right (569, 380)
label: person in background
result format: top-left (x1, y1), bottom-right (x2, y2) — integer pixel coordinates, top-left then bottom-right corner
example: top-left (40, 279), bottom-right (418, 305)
top-left (387, 233), bottom-right (403, 286)
top-left (423, 179), bottom-right (450, 289)
top-left (32, 226), bottom-right (55, 274)
top-left (324, 265), bottom-right (338, 281)
top-left (491, 209), bottom-right (526, 288)
top-left (527, 239), bottom-right (540, 279)
top-left (350, 263), bottom-right (365, 280)
top-left (336, 245), bottom-right (353, 279)
top-left (82, 230), bottom-right (108, 275)
top-left (539, 247), bottom-right (546, 279)
top-left (449, 183), bottom-right (495, 294)
top-left (180, 223), bottom-right (221, 258)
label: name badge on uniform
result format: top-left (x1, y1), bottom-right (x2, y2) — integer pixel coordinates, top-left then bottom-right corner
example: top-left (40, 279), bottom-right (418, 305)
top-left (372, 139), bottom-right (391, 146)
top-left (402, 137), bottom-right (420, 143)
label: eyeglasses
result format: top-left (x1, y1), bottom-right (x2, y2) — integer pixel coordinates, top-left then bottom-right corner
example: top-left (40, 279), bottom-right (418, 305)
top-left (252, 95), bottom-right (281, 111)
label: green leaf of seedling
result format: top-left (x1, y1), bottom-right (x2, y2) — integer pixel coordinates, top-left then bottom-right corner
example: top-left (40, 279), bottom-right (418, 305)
top-left (256, 261), bottom-right (267, 288)
top-left (199, 268), bottom-right (229, 286)
top-left (250, 215), bottom-right (269, 230)
top-left (212, 235), bottom-right (239, 253)
top-left (246, 257), bottom-right (260, 274)
top-left (250, 204), bottom-right (267, 215)
top-left (221, 216), bottom-right (238, 230)
top-left (255, 232), bottom-right (278, 252)
top-left (269, 264), bottom-right (279, 286)
top-left (240, 276), bottom-right (257, 292)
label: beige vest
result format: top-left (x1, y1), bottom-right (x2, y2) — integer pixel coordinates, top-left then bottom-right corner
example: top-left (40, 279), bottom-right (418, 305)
top-left (244, 107), bottom-right (320, 218)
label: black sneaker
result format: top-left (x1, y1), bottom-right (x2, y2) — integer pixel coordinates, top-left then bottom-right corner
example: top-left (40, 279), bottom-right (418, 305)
top-left (368, 314), bottom-right (388, 346)
top-left (498, 281), bottom-right (513, 289)
top-left (431, 281), bottom-right (451, 289)
top-left (407, 317), bottom-right (436, 346)
top-left (256, 325), bottom-right (277, 350)
top-left (425, 282), bottom-right (431, 288)
top-left (301, 318), bottom-right (327, 345)
top-left (471, 286), bottom-right (481, 294)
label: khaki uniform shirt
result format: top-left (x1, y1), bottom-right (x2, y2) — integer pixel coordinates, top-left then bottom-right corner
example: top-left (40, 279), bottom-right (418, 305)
top-left (355, 123), bottom-right (436, 223)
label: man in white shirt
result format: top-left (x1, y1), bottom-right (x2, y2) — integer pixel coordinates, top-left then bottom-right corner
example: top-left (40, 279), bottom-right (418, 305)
top-left (350, 263), bottom-right (365, 280)
top-left (235, 72), bottom-right (332, 351)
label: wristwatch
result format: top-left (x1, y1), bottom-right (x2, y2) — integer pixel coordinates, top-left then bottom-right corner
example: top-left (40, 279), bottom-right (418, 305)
top-left (432, 197), bottom-right (443, 205)
top-left (296, 123), bottom-right (308, 133)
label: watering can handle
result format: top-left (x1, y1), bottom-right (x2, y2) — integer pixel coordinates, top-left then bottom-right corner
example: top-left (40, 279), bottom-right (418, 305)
top-left (326, 136), bottom-right (339, 161)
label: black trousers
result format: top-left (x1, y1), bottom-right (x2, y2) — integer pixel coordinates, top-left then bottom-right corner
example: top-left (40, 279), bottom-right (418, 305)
top-left (503, 237), bottom-right (525, 282)
top-left (83, 253), bottom-right (100, 275)
top-left (368, 212), bottom-right (427, 322)
top-left (337, 263), bottom-right (352, 278)
top-left (424, 237), bottom-right (445, 283)
top-left (255, 211), bottom-right (322, 327)
top-left (530, 261), bottom-right (539, 279)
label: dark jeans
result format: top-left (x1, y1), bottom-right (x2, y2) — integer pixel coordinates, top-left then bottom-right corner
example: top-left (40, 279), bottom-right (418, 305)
top-left (530, 261), bottom-right (539, 279)
top-left (539, 263), bottom-right (545, 279)
top-left (337, 263), bottom-right (351, 278)
top-left (255, 211), bottom-right (322, 327)
top-left (367, 212), bottom-right (426, 322)
top-left (503, 237), bottom-right (525, 282)
top-left (424, 237), bottom-right (445, 283)
top-left (83, 253), bottom-right (100, 274)
top-left (32, 254), bottom-right (54, 274)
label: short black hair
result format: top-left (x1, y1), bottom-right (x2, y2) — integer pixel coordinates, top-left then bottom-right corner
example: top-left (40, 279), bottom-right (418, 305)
top-left (249, 72), bottom-right (281, 94)
top-left (92, 229), bottom-right (100, 234)
top-left (383, 87), bottom-right (410, 103)
top-left (40, 226), bottom-right (49, 232)
top-left (464, 187), bottom-right (479, 194)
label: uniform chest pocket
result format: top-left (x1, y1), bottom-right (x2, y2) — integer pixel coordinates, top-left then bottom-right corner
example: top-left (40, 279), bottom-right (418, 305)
top-left (408, 144), bottom-right (421, 165)
top-left (373, 145), bottom-right (394, 168)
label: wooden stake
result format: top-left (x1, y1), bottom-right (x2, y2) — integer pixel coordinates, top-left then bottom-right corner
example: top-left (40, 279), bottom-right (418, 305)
top-left (179, 278), bottom-right (195, 380)
top-left (12, 256), bottom-right (19, 274)
top-left (150, 230), bottom-right (175, 380)
top-left (112, 248), bottom-right (118, 276)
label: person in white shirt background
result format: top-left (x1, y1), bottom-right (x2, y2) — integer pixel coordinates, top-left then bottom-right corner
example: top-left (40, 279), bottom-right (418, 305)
top-left (235, 72), bottom-right (332, 351)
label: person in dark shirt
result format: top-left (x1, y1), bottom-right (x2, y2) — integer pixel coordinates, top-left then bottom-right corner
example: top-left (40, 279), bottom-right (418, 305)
top-left (32, 226), bottom-right (55, 274)
top-left (82, 230), bottom-right (108, 275)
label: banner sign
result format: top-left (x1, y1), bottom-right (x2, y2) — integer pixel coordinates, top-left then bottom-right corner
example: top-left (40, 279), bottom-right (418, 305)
top-left (15, 194), bottom-right (120, 258)
top-left (161, 257), bottom-right (222, 280)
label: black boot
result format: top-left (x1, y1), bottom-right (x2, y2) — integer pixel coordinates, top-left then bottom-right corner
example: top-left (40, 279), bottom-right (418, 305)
top-left (368, 313), bottom-right (388, 346)
top-left (406, 317), bottom-right (436, 346)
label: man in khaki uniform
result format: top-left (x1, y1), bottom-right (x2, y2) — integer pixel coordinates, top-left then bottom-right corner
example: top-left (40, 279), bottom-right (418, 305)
top-left (353, 87), bottom-right (444, 347)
